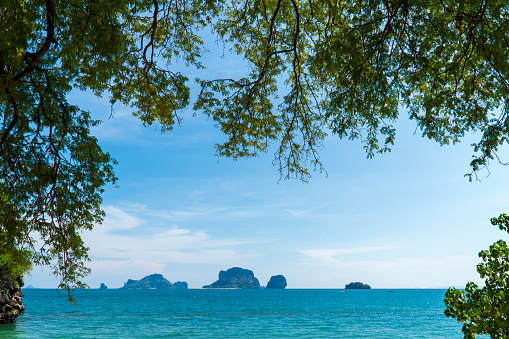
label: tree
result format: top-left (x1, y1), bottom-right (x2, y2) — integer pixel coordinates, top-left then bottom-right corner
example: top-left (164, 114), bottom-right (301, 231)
top-left (195, 0), bottom-right (509, 181)
top-left (2, 0), bottom-right (509, 295)
top-left (444, 214), bottom-right (509, 338)
top-left (1, 0), bottom-right (217, 297)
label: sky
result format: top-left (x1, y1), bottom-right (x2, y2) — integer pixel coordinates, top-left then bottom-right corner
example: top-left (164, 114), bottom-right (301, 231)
top-left (26, 38), bottom-right (509, 290)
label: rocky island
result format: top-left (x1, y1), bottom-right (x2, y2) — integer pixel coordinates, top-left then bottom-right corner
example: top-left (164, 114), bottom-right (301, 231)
top-left (174, 281), bottom-right (188, 289)
top-left (345, 282), bottom-right (371, 289)
top-left (0, 269), bottom-right (24, 324)
top-left (266, 275), bottom-right (287, 289)
top-left (99, 283), bottom-right (107, 289)
top-left (203, 267), bottom-right (260, 289)
top-left (121, 274), bottom-right (176, 289)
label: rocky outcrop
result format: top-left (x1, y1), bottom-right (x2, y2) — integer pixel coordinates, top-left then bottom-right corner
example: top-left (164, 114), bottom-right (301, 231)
top-left (121, 274), bottom-right (176, 289)
top-left (0, 271), bottom-right (25, 324)
top-left (203, 267), bottom-right (260, 289)
top-left (99, 283), bottom-right (107, 289)
top-left (174, 281), bottom-right (188, 289)
top-left (345, 282), bottom-right (371, 289)
top-left (266, 275), bottom-right (287, 289)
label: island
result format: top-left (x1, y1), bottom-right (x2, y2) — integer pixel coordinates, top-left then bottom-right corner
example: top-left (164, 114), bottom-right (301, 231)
top-left (203, 267), bottom-right (260, 289)
top-left (99, 283), bottom-right (107, 290)
top-left (266, 275), bottom-right (287, 289)
top-left (345, 282), bottom-right (371, 289)
top-left (173, 281), bottom-right (188, 289)
top-left (121, 274), bottom-right (176, 289)
top-left (0, 269), bottom-right (24, 324)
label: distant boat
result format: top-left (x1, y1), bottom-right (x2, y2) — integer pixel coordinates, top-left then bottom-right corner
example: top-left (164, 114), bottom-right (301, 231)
top-left (340, 290), bottom-right (347, 292)
top-left (388, 290), bottom-right (393, 292)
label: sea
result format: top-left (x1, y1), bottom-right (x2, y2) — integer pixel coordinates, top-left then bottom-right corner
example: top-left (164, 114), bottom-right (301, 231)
top-left (0, 289), bottom-right (480, 338)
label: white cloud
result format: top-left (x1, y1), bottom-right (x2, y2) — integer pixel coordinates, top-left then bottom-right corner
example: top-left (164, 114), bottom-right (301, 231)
top-left (301, 245), bottom-right (400, 266)
top-left (81, 205), bottom-right (264, 273)
top-left (125, 203), bottom-right (259, 222)
top-left (87, 260), bottom-right (132, 271)
top-left (97, 205), bottom-right (145, 231)
top-left (285, 209), bottom-right (311, 218)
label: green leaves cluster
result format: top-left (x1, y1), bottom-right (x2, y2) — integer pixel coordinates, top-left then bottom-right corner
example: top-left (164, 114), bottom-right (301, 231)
top-left (444, 214), bottom-right (509, 338)
top-left (0, 253), bottom-right (32, 277)
top-left (0, 0), bottom-right (219, 297)
top-left (195, 0), bottom-right (509, 181)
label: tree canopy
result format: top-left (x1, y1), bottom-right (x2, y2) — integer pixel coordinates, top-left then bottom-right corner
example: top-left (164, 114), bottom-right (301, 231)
top-left (2, 0), bottom-right (509, 295)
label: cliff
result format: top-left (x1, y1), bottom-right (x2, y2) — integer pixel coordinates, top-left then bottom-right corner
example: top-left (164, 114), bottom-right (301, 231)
top-left (203, 267), bottom-right (260, 289)
top-left (121, 274), bottom-right (176, 289)
top-left (174, 281), bottom-right (188, 289)
top-left (345, 282), bottom-right (371, 289)
top-left (0, 269), bottom-right (24, 324)
top-left (266, 275), bottom-right (287, 289)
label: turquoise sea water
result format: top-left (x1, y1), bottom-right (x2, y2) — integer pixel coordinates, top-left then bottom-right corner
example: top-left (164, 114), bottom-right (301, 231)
top-left (1, 289), bottom-right (473, 338)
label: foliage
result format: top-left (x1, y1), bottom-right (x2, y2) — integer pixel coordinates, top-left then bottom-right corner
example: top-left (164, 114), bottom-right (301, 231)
top-left (0, 253), bottom-right (32, 277)
top-left (1, 0), bottom-right (217, 299)
top-left (0, 249), bottom-right (32, 294)
top-left (3, 0), bottom-right (509, 298)
top-left (444, 214), bottom-right (509, 338)
top-left (195, 0), bottom-right (509, 181)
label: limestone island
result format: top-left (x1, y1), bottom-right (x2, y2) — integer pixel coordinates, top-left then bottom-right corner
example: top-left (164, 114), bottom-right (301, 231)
top-left (0, 269), bottom-right (24, 324)
top-left (173, 281), bottom-right (188, 289)
top-left (203, 267), bottom-right (260, 289)
top-left (266, 275), bottom-right (287, 289)
top-left (121, 274), bottom-right (176, 289)
top-left (99, 283), bottom-right (107, 290)
top-left (345, 282), bottom-right (371, 289)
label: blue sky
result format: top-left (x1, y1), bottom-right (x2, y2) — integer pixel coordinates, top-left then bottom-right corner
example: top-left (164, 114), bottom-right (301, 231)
top-left (26, 39), bottom-right (509, 290)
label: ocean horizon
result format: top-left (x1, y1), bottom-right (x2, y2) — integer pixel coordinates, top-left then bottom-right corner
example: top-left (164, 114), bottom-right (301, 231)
top-left (0, 288), bottom-right (485, 338)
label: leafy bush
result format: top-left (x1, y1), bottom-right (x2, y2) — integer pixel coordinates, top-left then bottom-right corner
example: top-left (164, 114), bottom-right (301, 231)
top-left (444, 214), bottom-right (509, 338)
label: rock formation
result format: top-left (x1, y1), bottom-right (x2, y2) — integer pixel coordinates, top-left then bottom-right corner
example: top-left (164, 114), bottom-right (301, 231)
top-left (203, 267), bottom-right (260, 289)
top-left (0, 270), bottom-right (25, 324)
top-left (99, 283), bottom-right (107, 289)
top-left (266, 275), bottom-right (287, 289)
top-left (174, 281), bottom-right (188, 289)
top-left (121, 274), bottom-right (176, 289)
top-left (345, 282), bottom-right (371, 289)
